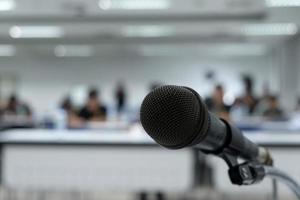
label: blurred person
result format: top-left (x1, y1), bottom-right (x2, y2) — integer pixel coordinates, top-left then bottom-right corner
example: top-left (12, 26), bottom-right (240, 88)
top-left (60, 96), bottom-right (83, 128)
top-left (263, 95), bottom-right (284, 120)
top-left (254, 82), bottom-right (271, 115)
top-left (205, 84), bottom-right (231, 121)
top-left (3, 95), bottom-right (32, 119)
top-left (241, 75), bottom-right (258, 115)
top-left (254, 95), bottom-right (270, 116)
top-left (0, 97), bottom-right (3, 119)
top-left (78, 88), bottom-right (107, 122)
top-left (296, 97), bottom-right (300, 111)
top-left (61, 97), bottom-right (73, 113)
top-left (230, 97), bottom-right (248, 121)
top-left (115, 82), bottom-right (127, 114)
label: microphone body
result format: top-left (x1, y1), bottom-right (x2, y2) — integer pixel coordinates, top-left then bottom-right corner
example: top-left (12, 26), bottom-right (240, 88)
top-left (140, 85), bottom-right (266, 163)
top-left (199, 112), bottom-right (259, 160)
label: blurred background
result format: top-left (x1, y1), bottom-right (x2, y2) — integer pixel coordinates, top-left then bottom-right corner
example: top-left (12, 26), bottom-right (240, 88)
top-left (0, 0), bottom-right (300, 199)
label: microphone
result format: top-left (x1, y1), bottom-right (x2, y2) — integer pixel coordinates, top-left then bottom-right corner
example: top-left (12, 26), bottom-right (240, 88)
top-left (140, 85), bottom-right (270, 164)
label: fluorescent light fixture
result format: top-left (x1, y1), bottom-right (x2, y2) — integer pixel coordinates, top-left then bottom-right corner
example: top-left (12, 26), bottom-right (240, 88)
top-left (140, 45), bottom-right (191, 56)
top-left (211, 44), bottom-right (267, 56)
top-left (242, 23), bottom-right (298, 36)
top-left (122, 25), bottom-right (174, 37)
top-left (267, 0), bottom-right (300, 7)
top-left (54, 45), bottom-right (94, 57)
top-left (99, 0), bottom-right (112, 9)
top-left (9, 26), bottom-right (64, 38)
top-left (0, 0), bottom-right (15, 11)
top-left (139, 44), bottom-right (267, 57)
top-left (0, 45), bottom-right (16, 56)
top-left (99, 0), bottom-right (170, 10)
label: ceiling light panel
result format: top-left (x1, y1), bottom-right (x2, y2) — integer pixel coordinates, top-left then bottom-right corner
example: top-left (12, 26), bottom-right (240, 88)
top-left (266, 0), bottom-right (300, 7)
top-left (242, 23), bottom-right (298, 36)
top-left (9, 26), bottom-right (64, 38)
top-left (98, 0), bottom-right (170, 10)
top-left (0, 0), bottom-right (15, 11)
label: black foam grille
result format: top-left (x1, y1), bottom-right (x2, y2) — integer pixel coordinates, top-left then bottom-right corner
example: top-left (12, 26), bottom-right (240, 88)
top-left (140, 85), bottom-right (208, 148)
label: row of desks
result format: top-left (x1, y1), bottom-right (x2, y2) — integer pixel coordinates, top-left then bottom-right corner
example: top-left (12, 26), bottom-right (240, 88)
top-left (0, 127), bottom-right (299, 193)
top-left (0, 128), bottom-right (300, 147)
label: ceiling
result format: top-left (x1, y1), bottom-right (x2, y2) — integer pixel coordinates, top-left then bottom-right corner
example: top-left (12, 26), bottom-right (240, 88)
top-left (0, 0), bottom-right (299, 57)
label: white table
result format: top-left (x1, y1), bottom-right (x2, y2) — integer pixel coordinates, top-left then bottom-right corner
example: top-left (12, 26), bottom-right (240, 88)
top-left (0, 128), bottom-right (300, 195)
top-left (1, 129), bottom-right (300, 147)
top-left (0, 129), bottom-right (192, 192)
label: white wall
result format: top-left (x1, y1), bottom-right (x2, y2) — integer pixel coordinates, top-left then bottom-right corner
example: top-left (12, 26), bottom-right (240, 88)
top-left (0, 55), bottom-right (275, 114)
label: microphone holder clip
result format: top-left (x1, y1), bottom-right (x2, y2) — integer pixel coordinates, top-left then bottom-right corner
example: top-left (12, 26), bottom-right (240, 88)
top-left (217, 152), bottom-right (300, 199)
top-left (221, 154), bottom-right (265, 186)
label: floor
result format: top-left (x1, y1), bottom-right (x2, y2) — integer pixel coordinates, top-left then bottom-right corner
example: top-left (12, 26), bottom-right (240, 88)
top-left (0, 187), bottom-right (293, 200)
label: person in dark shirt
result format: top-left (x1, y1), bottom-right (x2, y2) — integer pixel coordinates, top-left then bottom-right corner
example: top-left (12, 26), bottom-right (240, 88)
top-left (296, 97), bottom-right (300, 111)
top-left (205, 84), bottom-right (231, 121)
top-left (4, 95), bottom-right (32, 118)
top-left (78, 88), bottom-right (107, 122)
top-left (60, 96), bottom-right (83, 128)
top-left (263, 95), bottom-right (284, 120)
top-left (1, 95), bottom-right (33, 130)
top-left (115, 82), bottom-right (127, 114)
top-left (241, 75), bottom-right (258, 115)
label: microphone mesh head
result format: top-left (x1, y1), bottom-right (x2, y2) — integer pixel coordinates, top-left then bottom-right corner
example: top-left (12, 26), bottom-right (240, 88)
top-left (140, 85), bottom-right (209, 149)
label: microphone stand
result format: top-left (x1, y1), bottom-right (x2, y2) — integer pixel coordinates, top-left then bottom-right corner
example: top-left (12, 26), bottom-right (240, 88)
top-left (272, 178), bottom-right (278, 200)
top-left (264, 166), bottom-right (300, 199)
top-left (220, 154), bottom-right (300, 200)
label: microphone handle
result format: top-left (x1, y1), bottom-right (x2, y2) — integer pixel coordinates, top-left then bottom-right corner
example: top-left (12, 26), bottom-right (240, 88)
top-left (193, 112), bottom-right (259, 162)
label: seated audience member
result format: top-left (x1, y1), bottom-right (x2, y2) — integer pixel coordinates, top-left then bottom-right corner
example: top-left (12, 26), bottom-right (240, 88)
top-left (205, 84), bottom-right (231, 121)
top-left (241, 76), bottom-right (258, 115)
top-left (78, 88), bottom-right (107, 122)
top-left (3, 95), bottom-right (32, 119)
top-left (254, 95), bottom-right (270, 116)
top-left (60, 96), bottom-right (83, 128)
top-left (0, 99), bottom-right (3, 118)
top-left (263, 95), bottom-right (284, 120)
top-left (230, 97), bottom-right (248, 121)
top-left (115, 82), bottom-right (127, 114)
top-left (296, 97), bottom-right (300, 111)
